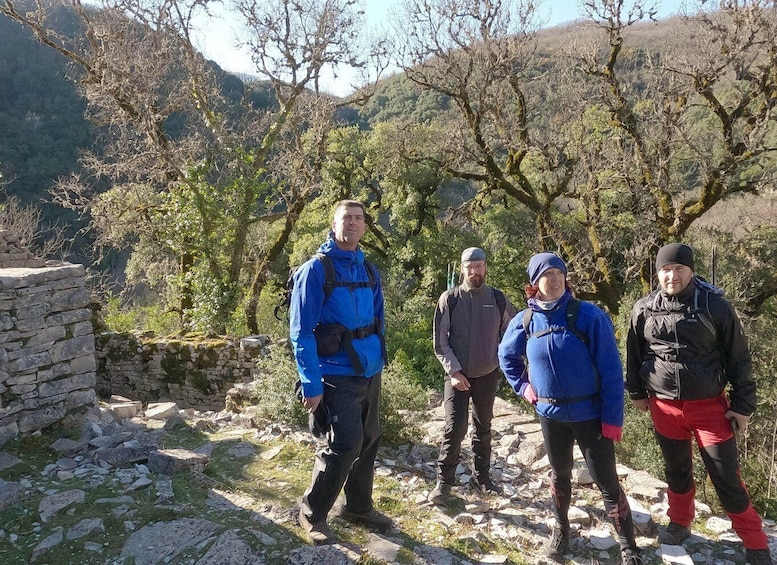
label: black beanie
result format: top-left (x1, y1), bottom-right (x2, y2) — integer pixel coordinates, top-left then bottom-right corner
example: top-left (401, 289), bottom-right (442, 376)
top-left (656, 243), bottom-right (695, 271)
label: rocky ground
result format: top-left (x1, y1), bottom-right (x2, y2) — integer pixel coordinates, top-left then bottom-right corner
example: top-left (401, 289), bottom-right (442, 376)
top-left (0, 395), bottom-right (775, 565)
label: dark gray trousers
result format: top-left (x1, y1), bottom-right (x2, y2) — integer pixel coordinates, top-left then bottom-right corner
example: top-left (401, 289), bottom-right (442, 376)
top-left (437, 368), bottom-right (500, 484)
top-left (300, 373), bottom-right (382, 523)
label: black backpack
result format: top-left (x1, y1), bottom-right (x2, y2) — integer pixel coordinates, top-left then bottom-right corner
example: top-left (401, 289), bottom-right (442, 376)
top-left (522, 297), bottom-right (587, 344)
top-left (446, 286), bottom-right (507, 320)
top-left (523, 297), bottom-right (599, 405)
top-left (274, 252), bottom-right (378, 321)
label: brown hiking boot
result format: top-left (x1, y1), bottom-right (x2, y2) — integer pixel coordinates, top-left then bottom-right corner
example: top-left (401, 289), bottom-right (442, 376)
top-left (333, 505), bottom-right (393, 532)
top-left (298, 510), bottom-right (336, 545)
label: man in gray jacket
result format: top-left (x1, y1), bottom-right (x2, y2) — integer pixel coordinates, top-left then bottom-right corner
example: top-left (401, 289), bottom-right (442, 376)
top-left (430, 247), bottom-right (515, 504)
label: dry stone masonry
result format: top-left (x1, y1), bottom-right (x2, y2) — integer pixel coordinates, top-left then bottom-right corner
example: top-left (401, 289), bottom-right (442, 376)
top-left (0, 232), bottom-right (96, 447)
top-left (0, 230), bottom-right (46, 269)
top-left (95, 333), bottom-right (269, 411)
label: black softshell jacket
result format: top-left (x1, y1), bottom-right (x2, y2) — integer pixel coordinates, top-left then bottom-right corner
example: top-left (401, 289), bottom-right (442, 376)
top-left (625, 279), bottom-right (756, 416)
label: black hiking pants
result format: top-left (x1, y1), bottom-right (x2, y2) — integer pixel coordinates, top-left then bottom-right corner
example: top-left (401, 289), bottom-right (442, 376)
top-left (539, 415), bottom-right (637, 550)
top-left (300, 372), bottom-right (382, 523)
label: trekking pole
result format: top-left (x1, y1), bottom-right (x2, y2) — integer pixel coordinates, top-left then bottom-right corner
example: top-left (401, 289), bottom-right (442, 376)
top-left (711, 245), bottom-right (717, 286)
top-left (447, 262), bottom-right (457, 291)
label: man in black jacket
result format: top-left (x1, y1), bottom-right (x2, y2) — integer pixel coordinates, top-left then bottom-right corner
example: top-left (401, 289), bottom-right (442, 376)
top-left (626, 243), bottom-right (772, 565)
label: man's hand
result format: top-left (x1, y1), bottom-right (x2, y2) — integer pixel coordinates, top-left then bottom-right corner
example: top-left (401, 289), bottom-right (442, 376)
top-left (303, 394), bottom-right (323, 413)
top-left (631, 398), bottom-right (650, 412)
top-left (726, 410), bottom-right (750, 434)
top-left (450, 372), bottom-right (471, 391)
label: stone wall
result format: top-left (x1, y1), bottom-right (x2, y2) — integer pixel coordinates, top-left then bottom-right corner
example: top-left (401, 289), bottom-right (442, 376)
top-left (0, 231), bottom-right (271, 438)
top-left (94, 333), bottom-right (269, 411)
top-left (0, 262), bottom-right (96, 446)
top-left (0, 230), bottom-right (46, 269)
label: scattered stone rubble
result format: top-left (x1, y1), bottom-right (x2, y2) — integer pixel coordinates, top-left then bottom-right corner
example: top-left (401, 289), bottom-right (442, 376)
top-left (0, 396), bottom-right (775, 564)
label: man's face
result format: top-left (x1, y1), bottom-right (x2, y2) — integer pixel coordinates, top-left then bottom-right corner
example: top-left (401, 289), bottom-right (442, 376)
top-left (462, 260), bottom-right (487, 288)
top-left (332, 205), bottom-right (366, 250)
top-left (537, 268), bottom-right (566, 301)
top-left (658, 263), bottom-right (694, 295)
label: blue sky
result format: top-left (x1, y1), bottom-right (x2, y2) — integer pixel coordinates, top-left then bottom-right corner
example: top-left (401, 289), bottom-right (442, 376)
top-left (194, 0), bottom-right (688, 96)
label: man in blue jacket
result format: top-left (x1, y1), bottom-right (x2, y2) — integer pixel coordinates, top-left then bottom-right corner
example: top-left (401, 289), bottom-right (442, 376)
top-left (290, 200), bottom-right (390, 545)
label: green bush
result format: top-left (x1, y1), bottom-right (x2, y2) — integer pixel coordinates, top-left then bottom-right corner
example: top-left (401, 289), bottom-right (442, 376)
top-left (380, 357), bottom-right (428, 446)
top-left (103, 297), bottom-right (180, 335)
top-left (248, 346), bottom-right (307, 427)
top-left (248, 345), bottom-right (429, 446)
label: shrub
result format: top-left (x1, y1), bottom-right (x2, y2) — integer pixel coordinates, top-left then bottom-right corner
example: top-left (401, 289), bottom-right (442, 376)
top-left (380, 357), bottom-right (428, 446)
top-left (248, 345), bottom-right (429, 446)
top-left (103, 297), bottom-right (180, 335)
top-left (248, 346), bottom-right (307, 427)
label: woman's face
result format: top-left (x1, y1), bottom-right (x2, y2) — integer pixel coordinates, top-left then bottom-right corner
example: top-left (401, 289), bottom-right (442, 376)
top-left (536, 268), bottom-right (566, 301)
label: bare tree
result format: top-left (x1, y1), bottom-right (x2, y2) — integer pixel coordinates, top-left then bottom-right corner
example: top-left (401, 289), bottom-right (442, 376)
top-left (1, 0), bottom-right (385, 333)
top-left (394, 0), bottom-right (777, 312)
top-left (0, 194), bottom-right (69, 259)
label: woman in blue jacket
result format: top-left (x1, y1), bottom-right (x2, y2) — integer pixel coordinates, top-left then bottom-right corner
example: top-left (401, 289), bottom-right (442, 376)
top-left (498, 253), bottom-right (642, 565)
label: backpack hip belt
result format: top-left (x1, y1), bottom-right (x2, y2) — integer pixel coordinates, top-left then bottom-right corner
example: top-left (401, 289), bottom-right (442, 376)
top-left (536, 393), bottom-right (597, 405)
top-left (348, 322), bottom-right (379, 341)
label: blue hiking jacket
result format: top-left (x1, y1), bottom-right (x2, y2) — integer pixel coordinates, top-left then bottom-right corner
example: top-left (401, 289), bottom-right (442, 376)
top-left (289, 234), bottom-right (385, 398)
top-left (498, 290), bottom-right (624, 426)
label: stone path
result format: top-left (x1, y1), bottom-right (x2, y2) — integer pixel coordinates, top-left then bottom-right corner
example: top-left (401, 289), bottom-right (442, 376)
top-left (0, 395), bottom-right (775, 564)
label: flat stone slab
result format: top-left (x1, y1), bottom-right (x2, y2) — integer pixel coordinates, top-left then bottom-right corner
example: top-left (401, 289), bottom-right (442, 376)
top-left (38, 489), bottom-right (86, 522)
top-left (0, 451), bottom-right (21, 471)
top-left (120, 518), bottom-right (221, 565)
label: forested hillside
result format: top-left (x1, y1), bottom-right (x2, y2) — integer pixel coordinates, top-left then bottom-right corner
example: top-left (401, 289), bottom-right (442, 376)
top-left (0, 13), bottom-right (91, 205)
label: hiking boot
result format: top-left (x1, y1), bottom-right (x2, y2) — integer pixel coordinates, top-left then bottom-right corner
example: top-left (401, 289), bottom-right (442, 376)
top-left (470, 476), bottom-right (503, 496)
top-left (544, 527), bottom-right (570, 560)
top-left (658, 521), bottom-right (691, 545)
top-left (621, 547), bottom-right (646, 565)
top-left (334, 506), bottom-right (393, 532)
top-left (298, 510), bottom-right (335, 545)
top-left (428, 481), bottom-right (451, 505)
top-left (746, 548), bottom-right (774, 565)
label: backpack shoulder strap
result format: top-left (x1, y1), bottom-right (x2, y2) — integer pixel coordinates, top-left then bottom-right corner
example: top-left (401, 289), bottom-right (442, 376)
top-left (565, 298), bottom-right (588, 345)
top-left (364, 259), bottom-right (377, 288)
top-left (493, 288), bottom-right (506, 319)
top-left (694, 287), bottom-right (718, 339)
top-left (446, 286), bottom-right (461, 317)
top-left (522, 308), bottom-right (533, 336)
top-left (313, 253), bottom-right (337, 300)
top-left (523, 298), bottom-right (588, 344)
